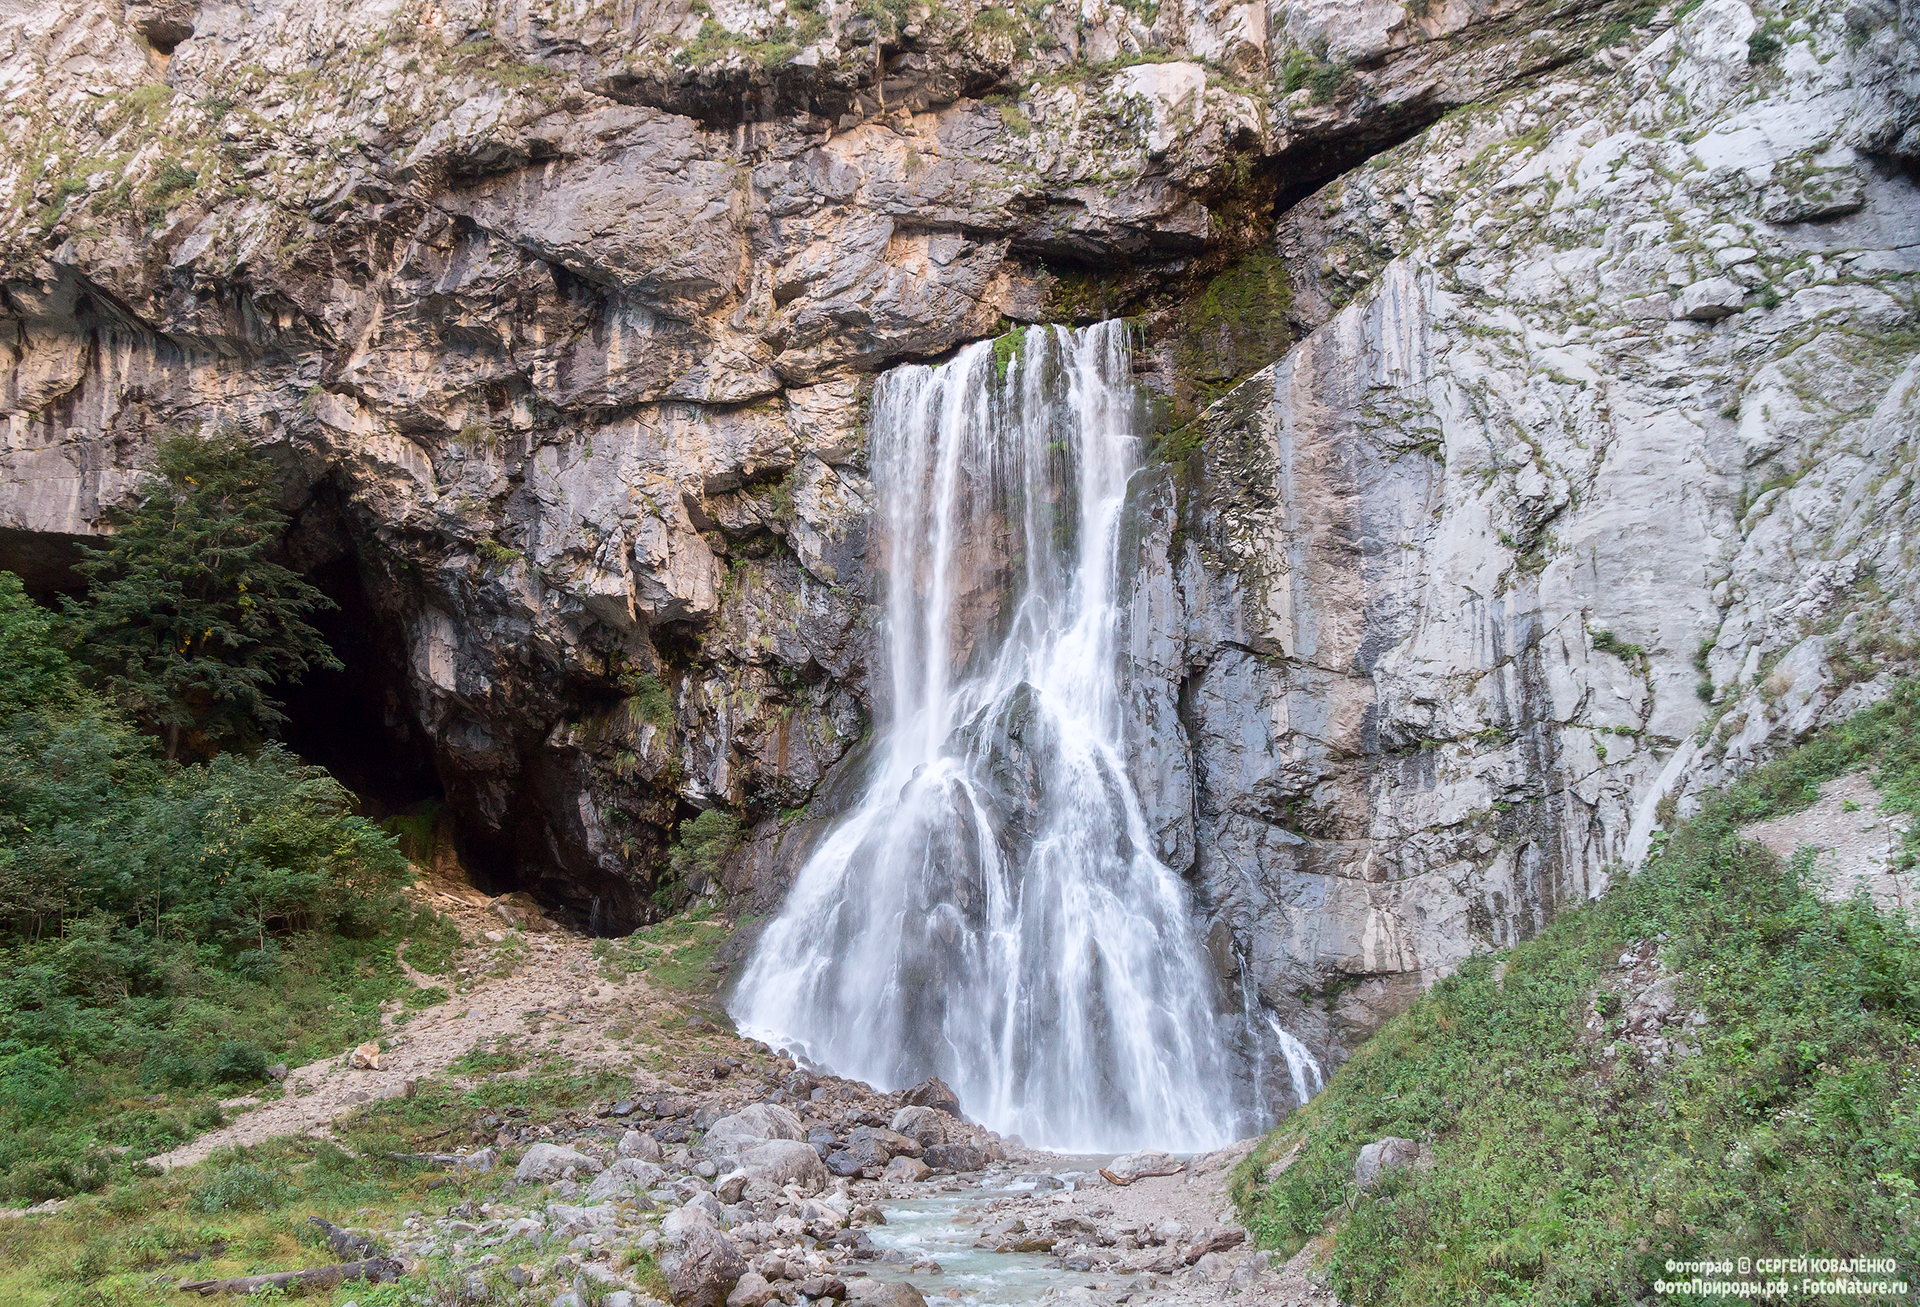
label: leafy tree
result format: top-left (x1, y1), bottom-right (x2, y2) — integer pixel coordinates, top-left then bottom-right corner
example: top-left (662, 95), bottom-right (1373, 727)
top-left (65, 430), bottom-right (338, 758)
top-left (0, 573), bottom-right (75, 712)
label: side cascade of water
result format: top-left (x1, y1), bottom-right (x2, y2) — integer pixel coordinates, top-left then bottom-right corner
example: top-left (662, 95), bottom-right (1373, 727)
top-left (731, 321), bottom-right (1315, 1153)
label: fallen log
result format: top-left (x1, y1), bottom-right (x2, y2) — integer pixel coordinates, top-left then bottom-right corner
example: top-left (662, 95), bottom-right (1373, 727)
top-left (1182, 1228), bottom-right (1248, 1264)
top-left (309, 1216), bottom-right (383, 1261)
top-left (178, 1255), bottom-right (404, 1295)
top-left (1099, 1161), bottom-right (1186, 1187)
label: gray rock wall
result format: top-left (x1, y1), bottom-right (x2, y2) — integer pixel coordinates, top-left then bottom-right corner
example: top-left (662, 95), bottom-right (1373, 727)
top-left (1116, 0), bottom-right (1920, 1068)
top-left (1, 0), bottom-right (1916, 1065)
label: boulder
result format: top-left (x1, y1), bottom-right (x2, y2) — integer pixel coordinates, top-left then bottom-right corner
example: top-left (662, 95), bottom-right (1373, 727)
top-left (901, 1077), bottom-right (962, 1117)
top-left (588, 1157), bottom-right (669, 1202)
top-left (888, 1107), bottom-right (947, 1148)
top-left (846, 1281), bottom-right (928, 1307)
top-left (546, 1203), bottom-right (620, 1237)
top-left (856, 1126), bottom-right (919, 1158)
top-left (726, 1272), bottom-right (779, 1307)
top-left (1353, 1137), bottom-right (1422, 1191)
top-left (705, 1104), bottom-right (806, 1151)
top-left (922, 1144), bottom-right (985, 1172)
top-left (883, 1156), bottom-right (931, 1183)
top-left (661, 1223), bottom-right (747, 1307)
top-left (455, 1147), bottom-right (497, 1172)
top-left (620, 1128), bottom-right (665, 1161)
top-left (734, 1139), bottom-right (829, 1193)
top-left (664, 1193), bottom-right (727, 1237)
top-left (515, 1143), bottom-right (605, 1184)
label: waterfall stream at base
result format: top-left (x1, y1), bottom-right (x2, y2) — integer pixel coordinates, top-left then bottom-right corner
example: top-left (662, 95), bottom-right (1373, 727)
top-left (731, 322), bottom-right (1314, 1153)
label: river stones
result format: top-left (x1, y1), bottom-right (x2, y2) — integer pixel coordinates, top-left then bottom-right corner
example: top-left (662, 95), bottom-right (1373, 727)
top-left (846, 1281), bottom-right (928, 1307)
top-left (734, 1139), bottom-right (829, 1193)
top-left (706, 1103), bottom-right (806, 1150)
top-left (587, 1157), bottom-right (668, 1202)
top-left (883, 1155), bottom-right (931, 1182)
top-left (661, 1221), bottom-right (746, 1307)
top-left (922, 1143), bottom-right (986, 1172)
top-left (888, 1106), bottom-right (947, 1148)
top-left (618, 1128), bottom-right (665, 1161)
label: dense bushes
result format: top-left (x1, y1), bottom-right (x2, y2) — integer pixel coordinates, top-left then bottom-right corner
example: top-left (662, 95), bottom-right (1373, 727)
top-left (0, 570), bottom-right (431, 1200)
top-left (1234, 681), bottom-right (1920, 1305)
top-left (0, 434), bottom-right (447, 1204)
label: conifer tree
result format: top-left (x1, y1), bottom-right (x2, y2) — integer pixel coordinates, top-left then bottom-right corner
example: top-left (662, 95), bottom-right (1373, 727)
top-left (66, 430), bottom-right (338, 758)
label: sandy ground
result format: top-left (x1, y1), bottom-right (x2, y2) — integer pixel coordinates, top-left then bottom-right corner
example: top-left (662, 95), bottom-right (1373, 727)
top-left (1742, 772), bottom-right (1916, 915)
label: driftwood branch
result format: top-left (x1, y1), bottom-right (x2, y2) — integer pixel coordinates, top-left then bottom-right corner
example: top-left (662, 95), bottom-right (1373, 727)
top-left (178, 1255), bottom-right (403, 1295)
top-left (1099, 1162), bottom-right (1185, 1187)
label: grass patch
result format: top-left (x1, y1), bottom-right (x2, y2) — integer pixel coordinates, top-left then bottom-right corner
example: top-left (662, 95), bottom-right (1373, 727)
top-left (593, 911), bottom-right (731, 994)
top-left (1235, 679), bottom-right (1920, 1304)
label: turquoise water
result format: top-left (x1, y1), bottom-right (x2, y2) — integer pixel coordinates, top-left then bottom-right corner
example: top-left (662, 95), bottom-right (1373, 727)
top-left (857, 1175), bottom-right (1113, 1305)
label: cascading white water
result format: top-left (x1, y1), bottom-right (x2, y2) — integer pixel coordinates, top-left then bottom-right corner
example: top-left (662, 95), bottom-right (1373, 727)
top-left (730, 322), bottom-right (1250, 1153)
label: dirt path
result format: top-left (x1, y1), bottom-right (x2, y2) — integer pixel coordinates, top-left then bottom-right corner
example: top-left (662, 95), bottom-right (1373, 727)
top-left (150, 907), bottom-right (677, 1171)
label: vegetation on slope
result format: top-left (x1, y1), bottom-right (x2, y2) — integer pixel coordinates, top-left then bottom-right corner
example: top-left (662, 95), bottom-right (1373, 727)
top-left (1235, 680), bottom-right (1920, 1305)
top-left (0, 1050), bottom-right (638, 1306)
top-left (0, 432), bottom-right (450, 1206)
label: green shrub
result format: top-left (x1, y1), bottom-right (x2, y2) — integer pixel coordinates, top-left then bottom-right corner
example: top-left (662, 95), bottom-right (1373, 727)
top-left (189, 1161), bottom-right (289, 1213)
top-left (668, 808), bottom-right (741, 886)
top-left (0, 1046), bottom-right (73, 1123)
top-left (1235, 680), bottom-right (1920, 1304)
top-left (209, 1040), bottom-right (269, 1085)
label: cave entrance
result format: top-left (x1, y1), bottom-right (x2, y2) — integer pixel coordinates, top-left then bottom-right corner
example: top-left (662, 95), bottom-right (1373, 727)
top-left (277, 555), bottom-right (445, 826)
top-left (277, 550), bottom-right (634, 937)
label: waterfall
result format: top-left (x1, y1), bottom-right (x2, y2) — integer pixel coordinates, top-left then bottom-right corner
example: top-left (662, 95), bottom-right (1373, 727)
top-left (729, 322), bottom-right (1249, 1154)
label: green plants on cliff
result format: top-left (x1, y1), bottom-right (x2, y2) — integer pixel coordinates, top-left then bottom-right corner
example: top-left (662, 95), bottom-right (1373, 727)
top-left (668, 808), bottom-right (742, 890)
top-left (1164, 252), bottom-right (1294, 427)
top-left (619, 670), bottom-right (675, 732)
top-left (1234, 680), bottom-right (1920, 1304)
top-left (1280, 49), bottom-right (1350, 104)
top-left (992, 325), bottom-right (1030, 382)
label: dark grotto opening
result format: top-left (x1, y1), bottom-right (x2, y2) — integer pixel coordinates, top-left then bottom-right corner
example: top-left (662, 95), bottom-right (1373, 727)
top-left (281, 513), bottom-right (648, 936)
top-left (275, 555), bottom-right (443, 822)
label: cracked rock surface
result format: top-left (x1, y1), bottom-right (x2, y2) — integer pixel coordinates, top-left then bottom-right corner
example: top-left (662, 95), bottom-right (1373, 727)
top-left (2, 0), bottom-right (1917, 1075)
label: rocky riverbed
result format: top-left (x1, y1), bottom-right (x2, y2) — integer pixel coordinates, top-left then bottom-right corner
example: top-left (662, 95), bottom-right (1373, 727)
top-left (324, 1060), bottom-right (1328, 1307)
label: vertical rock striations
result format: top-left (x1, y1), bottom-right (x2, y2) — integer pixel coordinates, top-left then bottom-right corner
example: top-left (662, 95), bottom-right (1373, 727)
top-left (1117, 0), bottom-right (1920, 1071)
top-left (0, 0), bottom-right (1915, 1078)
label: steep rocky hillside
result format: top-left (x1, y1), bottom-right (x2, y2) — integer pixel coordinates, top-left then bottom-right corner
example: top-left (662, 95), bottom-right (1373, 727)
top-left (3, 0), bottom-right (1917, 1070)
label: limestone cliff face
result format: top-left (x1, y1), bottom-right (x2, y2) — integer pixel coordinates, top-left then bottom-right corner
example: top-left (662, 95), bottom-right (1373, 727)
top-left (2, 0), bottom-right (1916, 1063)
top-left (1117, 0), bottom-right (1920, 1069)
